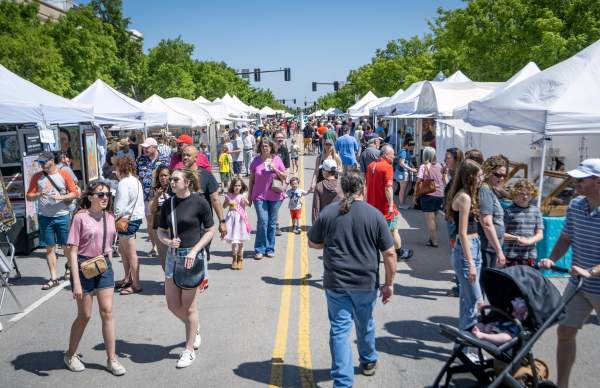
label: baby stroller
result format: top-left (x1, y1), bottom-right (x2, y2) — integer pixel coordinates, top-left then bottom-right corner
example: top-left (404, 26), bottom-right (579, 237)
top-left (433, 265), bottom-right (583, 388)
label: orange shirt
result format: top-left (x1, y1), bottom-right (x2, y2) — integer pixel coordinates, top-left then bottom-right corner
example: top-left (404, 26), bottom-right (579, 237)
top-left (317, 126), bottom-right (327, 136)
top-left (365, 158), bottom-right (398, 220)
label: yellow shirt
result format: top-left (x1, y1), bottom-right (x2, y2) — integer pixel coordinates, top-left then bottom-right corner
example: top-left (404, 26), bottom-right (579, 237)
top-left (218, 153), bottom-right (232, 173)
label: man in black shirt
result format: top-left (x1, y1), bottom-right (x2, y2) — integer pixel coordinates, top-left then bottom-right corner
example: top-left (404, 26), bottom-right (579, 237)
top-left (308, 173), bottom-right (396, 386)
top-left (303, 122), bottom-right (315, 155)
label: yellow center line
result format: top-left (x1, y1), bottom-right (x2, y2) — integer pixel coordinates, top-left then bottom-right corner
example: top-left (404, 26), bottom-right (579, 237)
top-left (298, 151), bottom-right (315, 387)
top-left (268, 217), bottom-right (295, 388)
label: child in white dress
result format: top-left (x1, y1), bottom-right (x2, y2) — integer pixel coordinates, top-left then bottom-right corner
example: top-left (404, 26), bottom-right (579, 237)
top-left (222, 178), bottom-right (251, 270)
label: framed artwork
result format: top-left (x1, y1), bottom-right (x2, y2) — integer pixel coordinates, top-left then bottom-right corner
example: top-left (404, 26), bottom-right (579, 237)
top-left (3, 174), bottom-right (24, 199)
top-left (0, 132), bottom-right (21, 167)
top-left (59, 126), bottom-right (82, 171)
top-left (84, 132), bottom-right (99, 182)
top-left (0, 171), bottom-right (15, 228)
top-left (22, 154), bottom-right (42, 234)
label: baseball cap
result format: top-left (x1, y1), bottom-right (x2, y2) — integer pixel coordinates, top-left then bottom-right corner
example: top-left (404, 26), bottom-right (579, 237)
top-left (367, 137), bottom-right (380, 145)
top-left (319, 158), bottom-right (338, 172)
top-left (37, 151), bottom-right (55, 162)
top-left (176, 134), bottom-right (193, 144)
top-left (140, 137), bottom-right (158, 148)
top-left (566, 159), bottom-right (600, 179)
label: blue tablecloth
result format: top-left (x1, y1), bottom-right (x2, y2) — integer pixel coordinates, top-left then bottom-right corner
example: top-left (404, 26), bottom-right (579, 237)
top-left (535, 216), bottom-right (572, 277)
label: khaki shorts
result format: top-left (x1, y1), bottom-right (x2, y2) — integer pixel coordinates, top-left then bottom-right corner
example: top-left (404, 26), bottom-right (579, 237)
top-left (303, 138), bottom-right (312, 146)
top-left (560, 282), bottom-right (600, 329)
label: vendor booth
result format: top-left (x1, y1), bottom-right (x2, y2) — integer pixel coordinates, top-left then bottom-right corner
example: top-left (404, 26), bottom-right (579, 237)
top-left (0, 65), bottom-right (96, 254)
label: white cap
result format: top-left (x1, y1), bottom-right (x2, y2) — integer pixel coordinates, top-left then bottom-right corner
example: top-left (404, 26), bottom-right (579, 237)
top-left (140, 137), bottom-right (158, 148)
top-left (319, 158), bottom-right (338, 172)
top-left (566, 158), bottom-right (600, 178)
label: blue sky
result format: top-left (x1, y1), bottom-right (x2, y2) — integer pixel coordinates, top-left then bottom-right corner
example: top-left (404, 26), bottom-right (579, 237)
top-left (94, 0), bottom-right (466, 107)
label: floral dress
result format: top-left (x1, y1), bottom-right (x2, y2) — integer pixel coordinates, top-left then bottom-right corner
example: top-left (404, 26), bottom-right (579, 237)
top-left (224, 193), bottom-right (251, 244)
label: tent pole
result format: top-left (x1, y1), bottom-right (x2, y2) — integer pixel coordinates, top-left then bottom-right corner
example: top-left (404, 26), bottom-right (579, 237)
top-left (537, 137), bottom-right (549, 207)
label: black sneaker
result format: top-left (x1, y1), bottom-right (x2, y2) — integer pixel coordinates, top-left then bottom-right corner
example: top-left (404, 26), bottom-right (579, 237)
top-left (397, 248), bottom-right (414, 261)
top-left (361, 361), bottom-right (377, 376)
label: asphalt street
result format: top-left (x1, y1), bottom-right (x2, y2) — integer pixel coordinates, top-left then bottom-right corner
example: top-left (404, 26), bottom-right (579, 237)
top-left (1, 148), bottom-right (598, 388)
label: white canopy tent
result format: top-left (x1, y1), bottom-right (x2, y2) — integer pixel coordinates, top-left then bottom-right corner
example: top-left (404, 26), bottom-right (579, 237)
top-left (195, 96), bottom-right (210, 104)
top-left (73, 79), bottom-right (166, 128)
top-left (259, 106), bottom-right (277, 117)
top-left (463, 39), bottom-right (600, 204)
top-left (347, 91), bottom-right (378, 116)
top-left (0, 64), bottom-right (93, 125)
top-left (372, 88), bottom-right (404, 116)
top-left (195, 101), bottom-right (232, 125)
top-left (444, 70), bottom-right (471, 83)
top-left (142, 95), bottom-right (199, 128)
top-left (164, 97), bottom-right (211, 127)
top-left (231, 95), bottom-right (259, 114)
top-left (415, 81), bottom-right (502, 117)
top-left (349, 96), bottom-right (389, 118)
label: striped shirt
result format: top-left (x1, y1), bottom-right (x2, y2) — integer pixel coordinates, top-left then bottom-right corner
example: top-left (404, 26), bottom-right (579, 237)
top-left (562, 196), bottom-right (600, 294)
top-left (503, 204), bottom-right (544, 260)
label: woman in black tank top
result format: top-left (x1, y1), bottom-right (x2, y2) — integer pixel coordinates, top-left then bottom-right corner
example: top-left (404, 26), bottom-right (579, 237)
top-left (445, 159), bottom-right (485, 331)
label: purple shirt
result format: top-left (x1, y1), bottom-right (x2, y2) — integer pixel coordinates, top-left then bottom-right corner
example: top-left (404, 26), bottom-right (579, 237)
top-left (250, 155), bottom-right (286, 201)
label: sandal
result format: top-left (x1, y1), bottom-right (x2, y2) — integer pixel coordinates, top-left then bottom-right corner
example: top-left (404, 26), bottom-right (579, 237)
top-left (148, 249), bottom-right (158, 257)
top-left (41, 279), bottom-right (60, 290)
top-left (114, 279), bottom-right (131, 290)
top-left (119, 286), bottom-right (143, 295)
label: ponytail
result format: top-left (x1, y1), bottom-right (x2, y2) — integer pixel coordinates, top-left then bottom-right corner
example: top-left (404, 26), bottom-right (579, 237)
top-left (339, 172), bottom-right (364, 215)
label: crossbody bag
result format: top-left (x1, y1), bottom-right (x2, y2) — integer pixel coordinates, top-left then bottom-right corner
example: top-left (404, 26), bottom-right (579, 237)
top-left (116, 180), bottom-right (140, 233)
top-left (170, 196), bottom-right (206, 289)
top-left (79, 211), bottom-right (108, 279)
top-left (43, 171), bottom-right (75, 205)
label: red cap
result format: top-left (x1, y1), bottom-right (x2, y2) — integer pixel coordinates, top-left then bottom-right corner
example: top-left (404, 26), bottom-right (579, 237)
top-left (176, 134), bottom-right (193, 144)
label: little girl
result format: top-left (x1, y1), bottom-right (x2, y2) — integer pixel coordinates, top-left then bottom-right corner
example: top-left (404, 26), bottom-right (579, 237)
top-left (223, 177), bottom-right (251, 270)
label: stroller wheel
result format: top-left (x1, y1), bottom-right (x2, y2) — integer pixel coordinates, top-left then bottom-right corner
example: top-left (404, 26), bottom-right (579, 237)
top-left (537, 382), bottom-right (557, 388)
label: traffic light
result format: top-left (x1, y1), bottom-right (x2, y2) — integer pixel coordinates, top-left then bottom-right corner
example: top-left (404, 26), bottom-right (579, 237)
top-left (304, 101), bottom-right (307, 106)
top-left (333, 81), bottom-right (339, 91)
top-left (254, 68), bottom-right (261, 82)
top-left (284, 68), bottom-right (291, 81)
top-left (241, 69), bottom-right (249, 79)
top-left (293, 99), bottom-right (296, 104)
top-left (312, 82), bottom-right (317, 92)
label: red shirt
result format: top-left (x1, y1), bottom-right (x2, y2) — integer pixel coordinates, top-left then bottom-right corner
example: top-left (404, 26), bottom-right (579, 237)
top-left (169, 152), bottom-right (211, 171)
top-left (365, 158), bottom-right (398, 220)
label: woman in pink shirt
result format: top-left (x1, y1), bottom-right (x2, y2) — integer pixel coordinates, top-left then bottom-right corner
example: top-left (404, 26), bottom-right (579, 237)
top-left (64, 181), bottom-right (126, 375)
top-left (416, 146), bottom-right (446, 247)
top-left (248, 138), bottom-right (288, 259)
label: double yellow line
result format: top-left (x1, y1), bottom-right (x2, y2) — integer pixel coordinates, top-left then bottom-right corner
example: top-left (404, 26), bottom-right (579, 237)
top-left (268, 143), bottom-right (314, 388)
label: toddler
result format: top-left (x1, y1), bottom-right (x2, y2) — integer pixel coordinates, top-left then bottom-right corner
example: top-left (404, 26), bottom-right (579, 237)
top-left (222, 178), bottom-right (251, 269)
top-left (218, 145), bottom-right (232, 194)
top-left (286, 176), bottom-right (309, 234)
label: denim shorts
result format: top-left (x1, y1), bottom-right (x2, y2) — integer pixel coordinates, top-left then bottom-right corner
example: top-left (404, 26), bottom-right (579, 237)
top-left (117, 218), bottom-right (142, 237)
top-left (165, 247), bottom-right (207, 279)
top-left (420, 195), bottom-right (443, 213)
top-left (70, 255), bottom-right (114, 295)
top-left (38, 214), bottom-right (70, 247)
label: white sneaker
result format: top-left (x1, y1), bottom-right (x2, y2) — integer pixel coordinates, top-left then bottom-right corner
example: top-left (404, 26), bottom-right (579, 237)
top-left (193, 327), bottom-right (202, 350)
top-left (106, 358), bottom-right (126, 376)
top-left (176, 349), bottom-right (196, 368)
top-left (64, 353), bottom-right (85, 372)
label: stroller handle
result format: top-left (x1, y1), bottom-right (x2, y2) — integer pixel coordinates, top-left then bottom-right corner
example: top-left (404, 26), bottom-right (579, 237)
top-left (533, 263), bottom-right (569, 273)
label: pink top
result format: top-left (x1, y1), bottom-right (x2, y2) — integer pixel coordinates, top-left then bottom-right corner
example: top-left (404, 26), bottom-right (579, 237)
top-left (250, 155), bottom-right (286, 201)
top-left (67, 210), bottom-right (116, 257)
top-left (169, 152), bottom-right (211, 171)
top-left (417, 162), bottom-right (445, 198)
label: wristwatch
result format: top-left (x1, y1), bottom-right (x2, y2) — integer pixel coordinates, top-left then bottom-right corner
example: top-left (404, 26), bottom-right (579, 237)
top-left (589, 266), bottom-right (598, 277)
top-left (219, 219), bottom-right (226, 224)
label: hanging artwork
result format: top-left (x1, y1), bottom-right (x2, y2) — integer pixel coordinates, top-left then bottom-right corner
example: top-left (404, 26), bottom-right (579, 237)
top-left (59, 126), bottom-right (82, 171)
top-left (22, 155), bottom-right (42, 234)
top-left (84, 132), bottom-right (99, 182)
top-left (0, 132), bottom-right (21, 167)
top-left (0, 171), bottom-right (15, 229)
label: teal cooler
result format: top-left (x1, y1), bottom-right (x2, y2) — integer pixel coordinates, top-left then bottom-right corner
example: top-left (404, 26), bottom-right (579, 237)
top-left (535, 216), bottom-right (572, 277)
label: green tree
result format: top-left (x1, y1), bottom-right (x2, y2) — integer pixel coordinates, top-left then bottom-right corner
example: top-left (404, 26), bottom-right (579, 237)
top-left (47, 5), bottom-right (119, 97)
top-left (0, 1), bottom-right (70, 95)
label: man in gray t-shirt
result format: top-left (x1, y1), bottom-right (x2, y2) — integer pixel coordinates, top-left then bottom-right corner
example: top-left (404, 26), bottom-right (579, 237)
top-left (26, 151), bottom-right (79, 290)
top-left (308, 173), bottom-right (396, 385)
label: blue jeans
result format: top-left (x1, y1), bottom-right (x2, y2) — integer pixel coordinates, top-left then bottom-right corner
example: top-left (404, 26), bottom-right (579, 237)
top-left (326, 289), bottom-right (378, 388)
top-left (253, 199), bottom-right (282, 254)
top-left (452, 237), bottom-right (483, 330)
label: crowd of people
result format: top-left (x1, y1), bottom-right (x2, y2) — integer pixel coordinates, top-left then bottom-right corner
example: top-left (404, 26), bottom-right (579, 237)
top-left (23, 115), bottom-right (599, 388)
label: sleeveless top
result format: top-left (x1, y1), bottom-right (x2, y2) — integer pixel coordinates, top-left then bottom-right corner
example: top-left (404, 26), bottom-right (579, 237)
top-left (453, 211), bottom-right (479, 235)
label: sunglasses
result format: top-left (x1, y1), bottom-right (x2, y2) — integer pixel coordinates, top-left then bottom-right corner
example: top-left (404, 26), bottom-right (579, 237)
top-left (37, 160), bottom-right (48, 165)
top-left (493, 172), bottom-right (507, 179)
top-left (93, 192), bottom-right (111, 199)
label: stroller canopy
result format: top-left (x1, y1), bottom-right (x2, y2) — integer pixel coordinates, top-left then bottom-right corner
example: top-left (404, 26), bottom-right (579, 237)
top-left (481, 266), bottom-right (564, 330)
